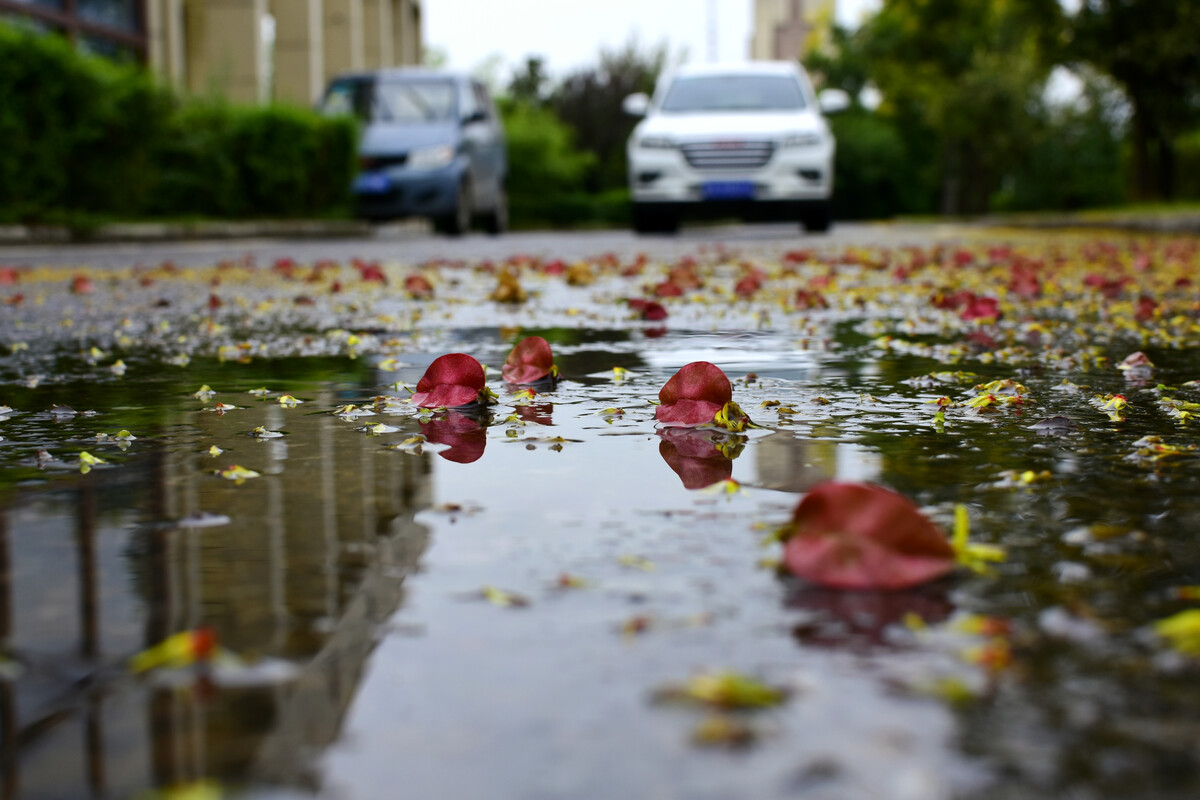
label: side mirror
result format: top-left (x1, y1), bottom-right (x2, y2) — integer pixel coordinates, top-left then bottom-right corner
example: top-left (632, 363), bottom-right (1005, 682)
top-left (622, 93), bottom-right (650, 117)
top-left (817, 88), bottom-right (851, 115)
top-left (462, 110), bottom-right (488, 126)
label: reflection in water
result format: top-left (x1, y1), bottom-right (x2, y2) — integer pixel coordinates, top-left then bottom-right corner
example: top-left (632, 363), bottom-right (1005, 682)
top-left (420, 410), bottom-right (492, 464)
top-left (784, 581), bottom-right (955, 650)
top-left (0, 387), bottom-right (431, 798)
top-left (657, 428), bottom-right (745, 489)
top-left (754, 432), bottom-right (837, 493)
top-left (512, 403), bottom-right (554, 427)
top-left (755, 433), bottom-right (882, 492)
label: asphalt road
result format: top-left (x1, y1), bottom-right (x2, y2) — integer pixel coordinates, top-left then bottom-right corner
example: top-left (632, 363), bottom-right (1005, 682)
top-left (0, 221), bottom-right (984, 269)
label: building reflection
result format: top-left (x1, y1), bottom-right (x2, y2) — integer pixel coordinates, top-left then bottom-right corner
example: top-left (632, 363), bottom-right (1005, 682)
top-left (0, 387), bottom-right (431, 797)
top-left (753, 431), bottom-right (883, 493)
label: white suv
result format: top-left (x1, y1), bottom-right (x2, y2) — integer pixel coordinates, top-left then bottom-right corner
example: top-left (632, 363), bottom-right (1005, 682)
top-left (623, 61), bottom-right (845, 234)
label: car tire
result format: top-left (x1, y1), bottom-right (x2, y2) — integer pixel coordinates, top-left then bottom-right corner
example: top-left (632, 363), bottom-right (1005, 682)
top-left (435, 177), bottom-right (473, 237)
top-left (802, 201), bottom-right (833, 234)
top-left (632, 203), bottom-right (679, 236)
top-left (482, 184), bottom-right (509, 236)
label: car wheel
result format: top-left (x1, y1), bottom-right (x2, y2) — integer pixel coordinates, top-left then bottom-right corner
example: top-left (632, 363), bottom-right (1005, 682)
top-left (482, 184), bottom-right (508, 235)
top-left (802, 201), bottom-right (833, 234)
top-left (435, 177), bottom-right (473, 236)
top-left (632, 203), bottom-right (678, 236)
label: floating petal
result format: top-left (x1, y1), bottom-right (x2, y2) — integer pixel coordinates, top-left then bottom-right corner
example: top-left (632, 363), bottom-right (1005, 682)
top-left (656, 361), bottom-right (733, 428)
top-left (411, 353), bottom-right (490, 408)
top-left (781, 482), bottom-right (956, 590)
top-left (502, 336), bottom-right (558, 385)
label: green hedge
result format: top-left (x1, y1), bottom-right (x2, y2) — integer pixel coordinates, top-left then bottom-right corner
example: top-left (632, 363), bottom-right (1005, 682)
top-left (0, 22), bottom-right (356, 224)
top-left (150, 103), bottom-right (358, 218)
top-left (500, 97), bottom-right (630, 229)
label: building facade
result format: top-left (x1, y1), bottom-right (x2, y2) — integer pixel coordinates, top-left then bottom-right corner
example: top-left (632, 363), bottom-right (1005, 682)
top-left (750, 0), bottom-right (834, 61)
top-left (0, 0), bottom-right (422, 105)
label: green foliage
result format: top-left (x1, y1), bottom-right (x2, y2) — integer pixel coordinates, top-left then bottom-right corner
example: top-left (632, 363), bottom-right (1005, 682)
top-left (0, 23), bottom-right (170, 222)
top-left (827, 109), bottom-right (923, 220)
top-left (804, 25), bottom-right (870, 101)
top-left (0, 21), bottom-right (356, 224)
top-left (992, 78), bottom-right (1127, 212)
top-left (549, 40), bottom-right (667, 194)
top-left (151, 103), bottom-right (357, 218)
top-left (859, 0), bottom-right (1065, 214)
top-left (1175, 130), bottom-right (1200, 202)
top-left (1071, 0), bottom-right (1200, 200)
top-left (500, 97), bottom-right (629, 228)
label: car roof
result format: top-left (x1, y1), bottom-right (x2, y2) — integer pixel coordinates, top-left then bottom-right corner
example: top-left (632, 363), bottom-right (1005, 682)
top-left (331, 68), bottom-right (472, 84)
top-left (669, 61), bottom-right (803, 78)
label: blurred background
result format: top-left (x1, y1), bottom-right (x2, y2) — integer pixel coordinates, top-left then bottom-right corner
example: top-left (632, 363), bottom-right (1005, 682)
top-left (1, 0), bottom-right (1197, 230)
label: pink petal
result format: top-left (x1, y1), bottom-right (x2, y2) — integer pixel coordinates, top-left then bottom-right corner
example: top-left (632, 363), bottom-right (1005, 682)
top-left (420, 412), bottom-right (487, 463)
top-left (782, 482), bottom-right (956, 591)
top-left (960, 296), bottom-right (1001, 321)
top-left (656, 362), bottom-right (732, 427)
top-left (413, 353), bottom-right (486, 408)
top-left (658, 429), bottom-right (734, 489)
top-left (502, 336), bottom-right (555, 384)
top-left (411, 384), bottom-right (482, 408)
top-left (655, 398), bottom-right (725, 427)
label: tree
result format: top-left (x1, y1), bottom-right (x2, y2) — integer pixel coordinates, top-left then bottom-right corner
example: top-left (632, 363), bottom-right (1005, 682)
top-left (803, 25), bottom-right (870, 103)
top-left (508, 56), bottom-right (550, 108)
top-left (804, 25), bottom-right (936, 218)
top-left (1070, 0), bottom-right (1200, 200)
top-left (860, 0), bottom-right (1064, 214)
top-left (549, 39), bottom-right (668, 194)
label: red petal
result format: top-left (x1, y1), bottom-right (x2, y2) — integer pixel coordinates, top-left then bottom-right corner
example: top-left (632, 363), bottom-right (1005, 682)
top-left (502, 336), bottom-right (555, 384)
top-left (782, 482), bottom-right (956, 590)
top-left (658, 429), bottom-right (734, 489)
top-left (960, 296), bottom-right (1000, 321)
top-left (656, 362), bottom-right (732, 427)
top-left (411, 384), bottom-right (481, 408)
top-left (420, 412), bottom-right (487, 463)
top-left (413, 354), bottom-right (485, 408)
top-left (656, 398), bottom-right (725, 426)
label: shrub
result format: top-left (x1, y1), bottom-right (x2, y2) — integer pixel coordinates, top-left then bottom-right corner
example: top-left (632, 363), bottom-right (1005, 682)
top-left (499, 98), bottom-right (600, 228)
top-left (0, 21), bottom-right (356, 223)
top-left (150, 103), bottom-right (357, 218)
top-left (992, 99), bottom-right (1125, 212)
top-left (828, 108), bottom-right (934, 220)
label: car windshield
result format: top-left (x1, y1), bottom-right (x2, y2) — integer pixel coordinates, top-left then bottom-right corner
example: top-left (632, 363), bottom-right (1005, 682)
top-left (322, 78), bottom-right (457, 123)
top-left (659, 74), bottom-right (806, 113)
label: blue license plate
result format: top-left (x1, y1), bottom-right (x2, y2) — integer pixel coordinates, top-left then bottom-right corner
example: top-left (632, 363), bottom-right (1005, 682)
top-left (702, 181), bottom-right (755, 200)
top-left (354, 173), bottom-right (392, 194)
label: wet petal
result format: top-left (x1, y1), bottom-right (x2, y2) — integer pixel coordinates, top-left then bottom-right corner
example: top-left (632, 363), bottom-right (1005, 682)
top-left (781, 482), bottom-right (957, 590)
top-left (411, 353), bottom-right (488, 408)
top-left (656, 361), bottom-right (733, 427)
top-left (502, 336), bottom-right (557, 384)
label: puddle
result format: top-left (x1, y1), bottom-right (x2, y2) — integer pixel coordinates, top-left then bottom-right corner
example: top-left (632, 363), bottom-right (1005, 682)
top-left (2, 240), bottom-right (1200, 798)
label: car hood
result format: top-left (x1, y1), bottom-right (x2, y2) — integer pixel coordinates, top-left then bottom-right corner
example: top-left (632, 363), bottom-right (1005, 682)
top-left (360, 122), bottom-right (458, 156)
top-left (635, 111), bottom-right (825, 142)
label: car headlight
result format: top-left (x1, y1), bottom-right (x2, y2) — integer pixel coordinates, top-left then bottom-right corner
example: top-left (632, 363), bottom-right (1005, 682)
top-left (637, 136), bottom-right (676, 150)
top-left (781, 131), bottom-right (823, 148)
top-left (408, 144), bottom-right (456, 170)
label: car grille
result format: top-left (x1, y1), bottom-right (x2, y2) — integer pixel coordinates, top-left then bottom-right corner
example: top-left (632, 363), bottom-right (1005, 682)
top-left (681, 140), bottom-right (774, 171)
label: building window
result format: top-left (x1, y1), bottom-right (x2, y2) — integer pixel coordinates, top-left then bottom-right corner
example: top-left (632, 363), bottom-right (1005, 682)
top-left (0, 0), bottom-right (147, 61)
top-left (78, 0), bottom-right (137, 30)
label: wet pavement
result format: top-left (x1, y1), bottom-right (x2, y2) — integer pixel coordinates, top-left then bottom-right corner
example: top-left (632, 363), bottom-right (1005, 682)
top-left (2, 223), bottom-right (1200, 799)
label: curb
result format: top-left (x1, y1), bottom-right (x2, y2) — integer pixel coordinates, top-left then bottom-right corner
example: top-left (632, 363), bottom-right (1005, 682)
top-left (0, 219), bottom-right (379, 245)
top-left (980, 214), bottom-right (1200, 235)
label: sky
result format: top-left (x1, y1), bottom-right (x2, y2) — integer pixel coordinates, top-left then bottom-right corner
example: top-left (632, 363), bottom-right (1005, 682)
top-left (424, 0), bottom-right (881, 84)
